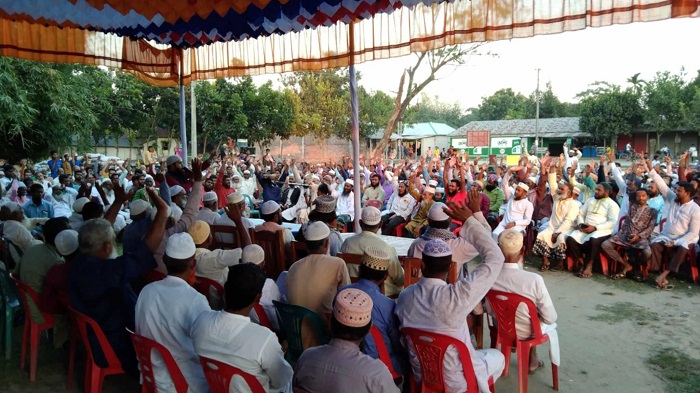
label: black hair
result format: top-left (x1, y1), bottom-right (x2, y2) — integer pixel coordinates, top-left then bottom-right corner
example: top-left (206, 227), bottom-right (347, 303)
top-left (261, 210), bottom-right (279, 222)
top-left (358, 264), bottom-right (388, 282)
top-left (82, 202), bottom-right (104, 220)
top-left (224, 263), bottom-right (266, 311)
top-left (359, 221), bottom-right (381, 233)
top-left (308, 210), bottom-right (337, 224)
top-left (43, 218), bottom-right (70, 246)
top-left (331, 315), bottom-right (371, 341)
top-left (317, 183), bottom-right (330, 195)
top-left (3, 164), bottom-right (13, 172)
top-left (163, 255), bottom-right (193, 276)
top-left (59, 174), bottom-right (70, 183)
top-left (50, 150), bottom-right (57, 155)
top-left (450, 179), bottom-right (461, 188)
top-left (29, 183), bottom-right (44, 193)
top-left (676, 181), bottom-right (694, 195)
top-left (305, 238), bottom-right (328, 252)
top-left (635, 188), bottom-right (649, 197)
top-left (422, 254), bottom-right (452, 276)
top-left (427, 218), bottom-right (450, 230)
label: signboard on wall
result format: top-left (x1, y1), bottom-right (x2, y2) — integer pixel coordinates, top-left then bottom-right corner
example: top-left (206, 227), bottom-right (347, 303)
top-left (449, 135), bottom-right (523, 155)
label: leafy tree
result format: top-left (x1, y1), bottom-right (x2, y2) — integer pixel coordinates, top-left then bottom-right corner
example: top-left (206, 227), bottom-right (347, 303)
top-left (234, 78), bottom-right (296, 145)
top-left (358, 87), bottom-right (395, 135)
top-left (404, 94), bottom-right (471, 128)
top-left (474, 88), bottom-right (529, 120)
top-left (643, 70), bottom-right (688, 146)
top-left (577, 83), bottom-right (643, 146)
top-left (524, 82), bottom-right (569, 119)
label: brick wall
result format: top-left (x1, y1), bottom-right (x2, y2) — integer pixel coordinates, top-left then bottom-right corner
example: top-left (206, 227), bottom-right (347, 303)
top-left (264, 135), bottom-right (372, 163)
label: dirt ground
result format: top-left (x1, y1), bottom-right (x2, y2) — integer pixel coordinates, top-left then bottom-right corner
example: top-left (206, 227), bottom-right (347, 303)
top-left (1, 259), bottom-right (699, 393)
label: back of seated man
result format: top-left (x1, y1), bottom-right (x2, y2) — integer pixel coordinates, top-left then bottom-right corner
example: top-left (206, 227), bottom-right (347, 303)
top-left (256, 200), bottom-right (294, 255)
top-left (192, 263), bottom-right (293, 392)
top-left (135, 233), bottom-right (211, 392)
top-left (243, 244), bottom-right (283, 332)
top-left (196, 191), bottom-right (220, 225)
top-left (294, 288), bottom-right (400, 393)
top-left (484, 229), bottom-right (559, 375)
top-left (189, 218), bottom-right (250, 287)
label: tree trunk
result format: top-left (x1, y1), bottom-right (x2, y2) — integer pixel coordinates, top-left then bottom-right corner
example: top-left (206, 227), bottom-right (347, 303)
top-left (372, 72), bottom-right (407, 159)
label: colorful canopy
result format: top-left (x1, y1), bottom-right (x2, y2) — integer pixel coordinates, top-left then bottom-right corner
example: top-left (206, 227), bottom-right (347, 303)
top-left (0, 0), bottom-right (697, 86)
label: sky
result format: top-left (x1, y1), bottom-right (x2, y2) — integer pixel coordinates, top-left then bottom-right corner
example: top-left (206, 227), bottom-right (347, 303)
top-left (252, 18), bottom-right (700, 111)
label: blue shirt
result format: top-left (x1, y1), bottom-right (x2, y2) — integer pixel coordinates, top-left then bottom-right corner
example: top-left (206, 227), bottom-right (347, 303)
top-left (341, 279), bottom-right (407, 376)
top-left (22, 199), bottom-right (54, 219)
top-left (256, 171), bottom-right (288, 202)
top-left (47, 159), bottom-right (63, 178)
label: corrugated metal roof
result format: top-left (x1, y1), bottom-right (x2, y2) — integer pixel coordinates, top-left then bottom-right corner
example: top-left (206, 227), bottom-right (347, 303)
top-left (369, 122), bottom-right (455, 140)
top-left (449, 117), bottom-right (590, 138)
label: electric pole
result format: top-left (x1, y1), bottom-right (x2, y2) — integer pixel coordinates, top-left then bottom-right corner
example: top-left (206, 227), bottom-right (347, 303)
top-left (534, 68), bottom-right (541, 156)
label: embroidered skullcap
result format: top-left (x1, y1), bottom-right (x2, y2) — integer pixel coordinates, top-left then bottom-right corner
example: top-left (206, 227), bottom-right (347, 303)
top-left (424, 186), bottom-right (436, 194)
top-left (429, 179), bottom-right (438, 187)
top-left (498, 228), bottom-right (524, 255)
top-left (232, 173), bottom-right (240, 179)
top-left (516, 182), bottom-right (529, 192)
top-left (422, 239), bottom-right (452, 258)
top-left (488, 174), bottom-right (499, 183)
top-left (165, 155), bottom-right (182, 166)
top-left (242, 244), bottom-right (265, 265)
top-left (315, 195), bottom-right (336, 214)
top-left (361, 206), bottom-right (381, 226)
top-left (187, 220), bottom-right (211, 245)
top-left (169, 185), bottom-right (185, 196)
top-left (170, 204), bottom-right (183, 222)
top-left (428, 202), bottom-right (450, 222)
top-left (362, 247), bottom-right (390, 271)
top-left (345, 179), bottom-right (354, 186)
top-left (305, 221), bottom-right (330, 241)
top-left (203, 191), bottom-right (218, 203)
top-left (600, 182), bottom-right (613, 191)
top-left (333, 288), bottom-right (373, 328)
top-left (436, 187), bottom-right (445, 193)
top-left (260, 200), bottom-right (281, 215)
top-left (55, 230), bottom-right (79, 256)
top-left (165, 233), bottom-right (196, 260)
top-left (129, 199), bottom-right (151, 217)
top-left (73, 197), bottom-right (90, 213)
top-left (227, 192), bottom-right (244, 205)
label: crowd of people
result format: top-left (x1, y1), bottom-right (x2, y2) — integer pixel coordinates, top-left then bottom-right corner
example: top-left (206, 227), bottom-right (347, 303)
top-left (0, 140), bottom-right (697, 392)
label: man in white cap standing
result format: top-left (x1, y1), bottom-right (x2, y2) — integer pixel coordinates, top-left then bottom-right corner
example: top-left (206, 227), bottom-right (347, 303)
top-left (492, 176), bottom-right (534, 241)
top-left (340, 206), bottom-right (404, 297)
top-left (294, 288), bottom-right (399, 393)
top-left (336, 179), bottom-right (355, 227)
top-left (192, 263), bottom-right (293, 392)
top-left (287, 221), bottom-right (350, 329)
top-left (242, 244), bottom-right (283, 332)
top-left (197, 191), bottom-right (220, 225)
top-left (256, 200), bottom-right (294, 255)
top-left (396, 199), bottom-right (506, 393)
top-left (483, 229), bottom-right (559, 375)
top-left (136, 232), bottom-right (211, 393)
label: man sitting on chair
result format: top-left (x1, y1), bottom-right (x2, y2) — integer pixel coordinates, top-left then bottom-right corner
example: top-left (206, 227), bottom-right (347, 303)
top-left (380, 181), bottom-right (416, 236)
top-left (336, 179), bottom-right (355, 227)
top-left (255, 200), bottom-right (294, 255)
top-left (491, 178), bottom-right (534, 241)
top-left (196, 191), bottom-right (220, 226)
top-left (396, 201), bottom-right (505, 393)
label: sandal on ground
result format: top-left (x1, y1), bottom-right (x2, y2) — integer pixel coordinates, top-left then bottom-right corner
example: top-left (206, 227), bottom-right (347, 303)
top-left (611, 273), bottom-right (626, 280)
top-left (549, 263), bottom-right (565, 272)
top-left (539, 262), bottom-right (550, 272)
top-left (529, 360), bottom-right (545, 375)
top-left (654, 283), bottom-right (674, 291)
top-left (579, 271), bottom-right (593, 278)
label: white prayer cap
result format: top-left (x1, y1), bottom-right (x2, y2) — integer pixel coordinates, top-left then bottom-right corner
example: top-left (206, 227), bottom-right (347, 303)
top-left (362, 247), bottom-right (390, 271)
top-left (73, 197), bottom-right (90, 213)
top-left (144, 175), bottom-right (154, 182)
top-left (165, 155), bottom-right (182, 166)
top-left (55, 230), bottom-right (79, 256)
top-left (243, 170), bottom-right (251, 175)
top-left (424, 186), bottom-right (436, 194)
top-left (312, 174), bottom-right (320, 182)
top-left (188, 220), bottom-right (211, 245)
top-left (305, 221), bottom-right (330, 241)
top-left (428, 202), bottom-right (450, 222)
top-left (498, 228), bottom-right (524, 255)
top-left (436, 187), bottom-right (445, 193)
top-left (428, 179), bottom-right (438, 187)
top-left (242, 244), bottom-right (265, 265)
top-left (17, 182), bottom-right (27, 189)
top-left (170, 204), bottom-right (183, 222)
top-left (169, 185), bottom-right (185, 196)
top-left (4, 202), bottom-right (20, 213)
top-left (422, 239), bottom-right (452, 258)
top-left (314, 195), bottom-right (336, 213)
top-left (232, 173), bottom-right (240, 179)
top-left (516, 182), bottom-right (529, 192)
top-left (361, 206), bottom-right (381, 226)
top-left (203, 191), bottom-right (218, 203)
top-left (573, 186), bottom-right (583, 195)
top-left (529, 177), bottom-right (537, 184)
top-left (151, 204), bottom-right (172, 220)
top-left (329, 170), bottom-right (336, 175)
top-left (345, 179), bottom-right (354, 186)
top-left (420, 179), bottom-right (426, 185)
top-left (227, 192), bottom-right (244, 205)
top-left (333, 288), bottom-right (373, 327)
top-left (129, 199), bottom-right (151, 217)
top-left (385, 172), bottom-right (394, 182)
top-left (165, 233), bottom-right (196, 260)
top-left (260, 200), bottom-right (281, 215)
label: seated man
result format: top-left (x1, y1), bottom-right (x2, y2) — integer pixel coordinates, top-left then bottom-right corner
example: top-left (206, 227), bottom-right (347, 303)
top-left (380, 181), bottom-right (416, 236)
top-left (483, 174), bottom-right (505, 226)
top-left (336, 179), bottom-right (355, 227)
top-left (396, 201), bottom-right (505, 393)
top-left (280, 181), bottom-right (307, 223)
top-left (646, 159), bottom-right (700, 289)
top-left (294, 288), bottom-right (400, 393)
top-left (196, 191), bottom-right (220, 225)
top-left (296, 195), bottom-right (343, 256)
top-left (135, 233), bottom-right (211, 393)
top-left (362, 173), bottom-right (385, 207)
top-left (341, 248), bottom-right (407, 379)
top-left (492, 179), bottom-right (534, 241)
top-left (1, 202), bottom-right (42, 260)
top-left (243, 244), bottom-right (283, 332)
top-left (214, 192), bottom-right (255, 246)
top-left (189, 218), bottom-right (250, 286)
top-left (486, 229), bottom-right (559, 374)
top-left (601, 188), bottom-right (658, 280)
top-left (565, 183), bottom-right (620, 278)
top-left (256, 201), bottom-right (294, 255)
top-left (41, 229), bottom-right (79, 315)
top-left (340, 206), bottom-right (404, 297)
top-left (403, 185), bottom-right (435, 238)
top-left (533, 178), bottom-right (580, 272)
top-left (192, 263), bottom-right (293, 392)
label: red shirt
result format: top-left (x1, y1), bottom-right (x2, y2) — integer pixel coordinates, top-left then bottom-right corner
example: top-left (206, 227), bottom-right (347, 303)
top-left (447, 190), bottom-right (468, 226)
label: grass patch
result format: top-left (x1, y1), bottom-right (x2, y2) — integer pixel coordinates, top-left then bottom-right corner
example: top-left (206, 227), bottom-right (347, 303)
top-left (589, 301), bottom-right (660, 325)
top-left (646, 348), bottom-right (700, 393)
top-left (591, 274), bottom-right (700, 297)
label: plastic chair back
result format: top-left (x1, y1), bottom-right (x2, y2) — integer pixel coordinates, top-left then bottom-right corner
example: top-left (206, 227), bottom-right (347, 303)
top-left (617, 215), bottom-right (627, 232)
top-left (401, 257), bottom-right (423, 286)
top-left (243, 194), bottom-right (260, 218)
top-left (0, 268), bottom-right (22, 360)
top-left (290, 241), bottom-right (308, 263)
top-left (370, 325), bottom-right (401, 380)
top-left (401, 327), bottom-right (481, 393)
top-left (485, 290), bottom-right (544, 345)
top-left (210, 225), bottom-right (240, 250)
top-left (272, 300), bottom-right (329, 364)
top-left (199, 356), bottom-right (265, 393)
top-left (11, 274), bottom-right (54, 327)
top-left (193, 277), bottom-right (225, 310)
top-left (254, 230), bottom-right (285, 279)
top-left (253, 304), bottom-right (273, 330)
top-left (129, 329), bottom-right (189, 393)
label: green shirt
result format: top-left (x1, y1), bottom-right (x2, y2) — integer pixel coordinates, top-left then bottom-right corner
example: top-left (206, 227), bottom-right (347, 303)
top-left (484, 187), bottom-right (505, 213)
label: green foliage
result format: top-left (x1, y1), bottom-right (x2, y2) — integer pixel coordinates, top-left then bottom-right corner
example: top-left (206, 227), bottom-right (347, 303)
top-left (577, 83), bottom-right (644, 143)
top-left (358, 87), bottom-right (394, 135)
top-left (404, 94), bottom-right (474, 128)
top-left (474, 88), bottom-right (530, 120)
top-left (643, 70), bottom-right (689, 134)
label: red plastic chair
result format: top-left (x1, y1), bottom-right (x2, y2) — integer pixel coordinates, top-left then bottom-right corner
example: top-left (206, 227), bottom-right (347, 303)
top-left (68, 306), bottom-right (125, 393)
top-left (253, 304), bottom-right (273, 330)
top-left (485, 290), bottom-right (559, 393)
top-left (401, 327), bottom-right (494, 393)
top-left (10, 274), bottom-right (55, 381)
top-left (193, 276), bottom-right (225, 310)
top-left (395, 222), bottom-right (407, 237)
top-left (128, 329), bottom-right (189, 393)
top-left (370, 325), bottom-right (401, 380)
top-left (199, 356), bottom-right (265, 393)
top-left (365, 199), bottom-right (383, 209)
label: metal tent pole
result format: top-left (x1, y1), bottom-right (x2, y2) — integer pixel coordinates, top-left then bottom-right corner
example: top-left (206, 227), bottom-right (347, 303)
top-left (178, 50), bottom-right (188, 164)
top-left (349, 22), bottom-right (361, 233)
